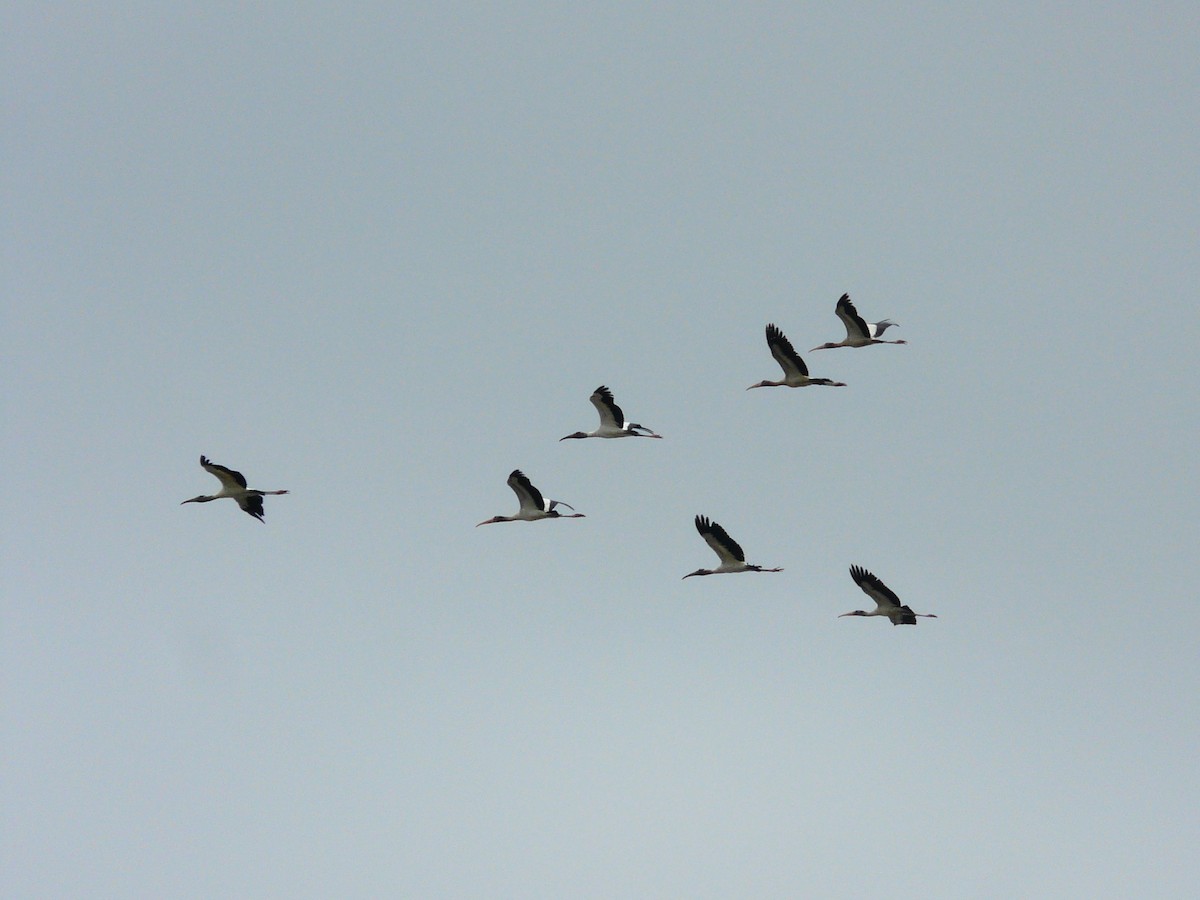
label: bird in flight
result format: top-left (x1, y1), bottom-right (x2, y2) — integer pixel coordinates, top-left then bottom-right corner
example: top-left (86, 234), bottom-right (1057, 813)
top-left (181, 456), bottom-right (289, 522)
top-left (838, 565), bottom-right (936, 625)
top-left (683, 515), bottom-right (783, 579)
top-left (811, 294), bottom-right (906, 350)
top-left (747, 323), bottom-right (847, 389)
top-left (477, 469), bottom-right (586, 526)
top-left (560, 385), bottom-right (663, 440)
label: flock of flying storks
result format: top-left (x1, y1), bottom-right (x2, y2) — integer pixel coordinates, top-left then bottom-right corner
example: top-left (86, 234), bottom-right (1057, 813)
top-left (182, 293), bottom-right (936, 626)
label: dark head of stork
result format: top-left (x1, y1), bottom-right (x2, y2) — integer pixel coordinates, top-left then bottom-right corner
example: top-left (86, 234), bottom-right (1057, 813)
top-left (180, 495), bottom-right (216, 505)
top-left (559, 431), bottom-right (589, 441)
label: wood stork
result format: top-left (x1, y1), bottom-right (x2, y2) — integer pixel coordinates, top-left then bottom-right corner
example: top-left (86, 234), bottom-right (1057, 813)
top-left (811, 294), bottom-right (906, 350)
top-left (838, 564), bottom-right (936, 625)
top-left (683, 515), bottom-right (783, 579)
top-left (476, 469), bottom-right (586, 526)
top-left (560, 386), bottom-right (662, 440)
top-left (747, 323), bottom-right (847, 389)
top-left (180, 455), bottom-right (289, 522)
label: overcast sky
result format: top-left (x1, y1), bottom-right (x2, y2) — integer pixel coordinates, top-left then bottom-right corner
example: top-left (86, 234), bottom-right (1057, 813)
top-left (5, 4), bottom-right (1198, 897)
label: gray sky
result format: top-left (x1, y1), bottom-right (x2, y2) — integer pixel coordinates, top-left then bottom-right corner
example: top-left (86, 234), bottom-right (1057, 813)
top-left (5, 4), bottom-right (1198, 897)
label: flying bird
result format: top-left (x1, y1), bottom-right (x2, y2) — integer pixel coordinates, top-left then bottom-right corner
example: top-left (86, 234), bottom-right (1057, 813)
top-left (747, 323), bottom-right (847, 389)
top-left (560, 386), bottom-right (662, 440)
top-left (477, 469), bottom-right (586, 526)
top-left (838, 565), bottom-right (936, 625)
top-left (180, 455), bottom-right (289, 522)
top-left (811, 294), bottom-right (906, 350)
top-left (683, 515), bottom-right (783, 579)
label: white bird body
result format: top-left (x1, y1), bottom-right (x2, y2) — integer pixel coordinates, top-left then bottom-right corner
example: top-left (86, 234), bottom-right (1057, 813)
top-left (181, 455), bottom-right (289, 522)
top-left (561, 386), bottom-right (662, 440)
top-left (812, 294), bottom-right (907, 350)
top-left (477, 469), bottom-right (586, 525)
top-left (683, 515), bottom-right (783, 578)
top-left (839, 564), bottom-right (936, 625)
top-left (748, 323), bottom-right (847, 389)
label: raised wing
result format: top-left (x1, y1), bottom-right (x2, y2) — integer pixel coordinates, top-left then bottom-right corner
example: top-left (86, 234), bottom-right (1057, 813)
top-left (201, 455), bottom-right (248, 490)
top-left (765, 323), bottom-right (810, 378)
top-left (835, 294), bottom-right (872, 342)
top-left (696, 515), bottom-right (745, 565)
top-left (508, 469), bottom-right (547, 513)
top-left (589, 386), bottom-right (625, 429)
top-left (849, 564), bottom-right (903, 611)
top-left (870, 318), bottom-right (898, 337)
